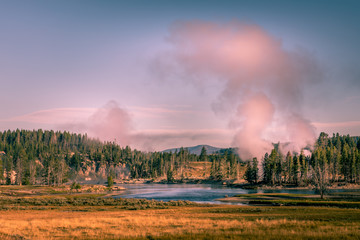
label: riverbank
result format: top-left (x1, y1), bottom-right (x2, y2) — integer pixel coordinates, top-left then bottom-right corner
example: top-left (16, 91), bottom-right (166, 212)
top-left (226, 181), bottom-right (360, 191)
top-left (2, 181), bottom-right (359, 200)
top-left (216, 192), bottom-right (360, 208)
top-left (115, 178), bottom-right (360, 193)
top-left (0, 184), bottom-right (125, 198)
top-left (115, 178), bottom-right (229, 185)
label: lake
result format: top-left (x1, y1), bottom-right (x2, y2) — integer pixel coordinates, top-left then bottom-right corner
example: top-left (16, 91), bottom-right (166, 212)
top-left (113, 184), bottom-right (320, 204)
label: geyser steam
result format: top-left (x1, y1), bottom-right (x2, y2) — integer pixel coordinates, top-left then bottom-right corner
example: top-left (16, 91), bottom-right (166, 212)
top-left (156, 20), bottom-right (320, 160)
top-left (87, 101), bottom-right (133, 145)
top-left (61, 101), bottom-right (133, 146)
top-left (232, 93), bottom-right (275, 160)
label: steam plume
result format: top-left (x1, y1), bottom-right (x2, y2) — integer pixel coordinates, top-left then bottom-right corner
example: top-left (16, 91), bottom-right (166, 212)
top-left (60, 101), bottom-right (133, 146)
top-left (87, 101), bottom-right (133, 145)
top-left (232, 93), bottom-right (274, 160)
top-left (156, 20), bottom-right (321, 160)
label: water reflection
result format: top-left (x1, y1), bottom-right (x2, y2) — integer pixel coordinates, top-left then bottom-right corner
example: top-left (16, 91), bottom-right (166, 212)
top-left (112, 184), bottom-right (321, 204)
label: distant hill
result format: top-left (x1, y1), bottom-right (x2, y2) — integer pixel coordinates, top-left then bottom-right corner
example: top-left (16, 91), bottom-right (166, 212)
top-left (162, 145), bottom-right (223, 155)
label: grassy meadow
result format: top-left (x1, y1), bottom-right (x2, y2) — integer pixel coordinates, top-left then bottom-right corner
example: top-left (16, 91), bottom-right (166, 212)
top-left (1, 205), bottom-right (360, 239)
top-left (0, 186), bottom-right (360, 239)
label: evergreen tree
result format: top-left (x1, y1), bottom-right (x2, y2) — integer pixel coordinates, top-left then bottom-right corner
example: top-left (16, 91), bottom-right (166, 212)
top-left (166, 168), bottom-right (175, 183)
top-left (107, 176), bottom-right (114, 188)
top-left (284, 152), bottom-right (292, 183)
top-left (0, 153), bottom-right (3, 182)
top-left (199, 146), bottom-right (208, 162)
top-left (291, 154), bottom-right (300, 185)
top-left (199, 146), bottom-right (208, 177)
top-left (244, 157), bottom-right (259, 184)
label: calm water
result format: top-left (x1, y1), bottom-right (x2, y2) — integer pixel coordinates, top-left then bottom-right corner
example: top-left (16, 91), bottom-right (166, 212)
top-left (113, 184), bottom-right (320, 204)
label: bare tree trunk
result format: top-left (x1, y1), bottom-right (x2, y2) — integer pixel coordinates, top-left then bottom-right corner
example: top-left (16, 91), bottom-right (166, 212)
top-left (16, 158), bottom-right (22, 186)
top-left (311, 164), bottom-right (329, 200)
top-left (30, 162), bottom-right (36, 185)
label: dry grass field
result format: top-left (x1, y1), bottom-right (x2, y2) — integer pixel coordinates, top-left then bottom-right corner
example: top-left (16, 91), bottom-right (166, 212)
top-left (0, 205), bottom-right (360, 239)
top-left (180, 161), bottom-right (247, 180)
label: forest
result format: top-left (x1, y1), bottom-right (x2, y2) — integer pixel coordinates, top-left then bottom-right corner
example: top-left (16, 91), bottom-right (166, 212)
top-left (0, 129), bottom-right (239, 185)
top-left (244, 132), bottom-right (360, 187)
top-left (0, 129), bottom-right (359, 189)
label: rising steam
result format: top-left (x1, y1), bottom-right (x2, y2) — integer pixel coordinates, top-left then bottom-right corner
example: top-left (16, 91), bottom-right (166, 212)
top-left (87, 101), bottom-right (133, 145)
top-left (60, 101), bottom-right (133, 146)
top-left (155, 20), bottom-right (321, 160)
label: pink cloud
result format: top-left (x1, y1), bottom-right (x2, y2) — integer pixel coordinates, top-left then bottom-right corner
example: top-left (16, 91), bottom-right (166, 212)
top-left (1, 108), bottom-right (96, 125)
top-left (313, 121), bottom-right (360, 136)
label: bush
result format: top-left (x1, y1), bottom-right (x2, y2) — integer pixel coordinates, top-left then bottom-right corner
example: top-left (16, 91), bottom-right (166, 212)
top-left (70, 182), bottom-right (81, 190)
top-left (107, 176), bottom-right (114, 188)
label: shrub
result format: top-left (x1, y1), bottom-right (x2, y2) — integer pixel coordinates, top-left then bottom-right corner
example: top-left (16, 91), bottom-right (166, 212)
top-left (107, 176), bottom-right (114, 188)
top-left (70, 182), bottom-right (81, 190)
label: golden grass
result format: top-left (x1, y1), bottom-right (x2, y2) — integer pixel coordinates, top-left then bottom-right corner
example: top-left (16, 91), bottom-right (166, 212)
top-left (181, 162), bottom-right (212, 179)
top-left (182, 162), bottom-right (247, 180)
top-left (0, 206), bottom-right (359, 239)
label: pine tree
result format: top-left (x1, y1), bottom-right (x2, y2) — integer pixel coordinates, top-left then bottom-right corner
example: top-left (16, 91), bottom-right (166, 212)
top-left (244, 162), bottom-right (253, 184)
top-left (262, 153), bottom-right (270, 184)
top-left (200, 146), bottom-right (208, 177)
top-left (292, 155), bottom-right (300, 186)
top-left (0, 153), bottom-right (3, 183)
top-left (284, 152), bottom-right (292, 183)
top-left (199, 146), bottom-right (208, 162)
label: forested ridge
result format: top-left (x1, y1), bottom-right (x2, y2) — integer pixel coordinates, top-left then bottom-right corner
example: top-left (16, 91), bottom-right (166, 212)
top-left (0, 129), bottom-right (359, 189)
top-left (0, 129), bottom-right (239, 185)
top-left (245, 132), bottom-right (360, 197)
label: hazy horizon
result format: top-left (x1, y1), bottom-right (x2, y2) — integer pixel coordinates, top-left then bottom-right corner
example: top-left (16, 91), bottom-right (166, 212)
top-left (1, 0), bottom-right (360, 152)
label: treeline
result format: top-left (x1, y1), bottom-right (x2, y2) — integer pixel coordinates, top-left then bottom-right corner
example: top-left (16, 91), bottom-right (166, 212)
top-left (245, 132), bottom-right (360, 186)
top-left (209, 149), bottom-right (238, 180)
top-left (0, 129), bottom-right (102, 185)
top-left (6, 129), bottom-right (357, 188)
top-left (0, 129), bottom-right (240, 185)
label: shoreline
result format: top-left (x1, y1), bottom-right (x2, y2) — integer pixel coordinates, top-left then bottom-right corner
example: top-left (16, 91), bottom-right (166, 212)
top-left (1, 182), bottom-right (359, 199)
top-left (112, 179), bottom-right (360, 191)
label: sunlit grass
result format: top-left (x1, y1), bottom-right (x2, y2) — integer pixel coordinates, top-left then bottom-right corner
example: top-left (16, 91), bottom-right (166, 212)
top-left (0, 205), bottom-right (359, 239)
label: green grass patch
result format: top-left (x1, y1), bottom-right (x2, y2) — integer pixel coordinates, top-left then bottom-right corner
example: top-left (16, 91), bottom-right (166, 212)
top-left (0, 195), bottom-right (200, 210)
top-left (234, 193), bottom-right (310, 198)
top-left (231, 192), bottom-right (360, 208)
top-left (248, 199), bottom-right (360, 208)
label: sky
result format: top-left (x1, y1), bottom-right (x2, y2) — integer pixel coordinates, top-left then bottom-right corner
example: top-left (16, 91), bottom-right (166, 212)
top-left (0, 0), bottom-right (360, 153)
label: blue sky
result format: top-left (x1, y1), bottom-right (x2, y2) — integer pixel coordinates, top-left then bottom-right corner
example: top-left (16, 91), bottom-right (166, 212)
top-left (0, 0), bottom-right (359, 151)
